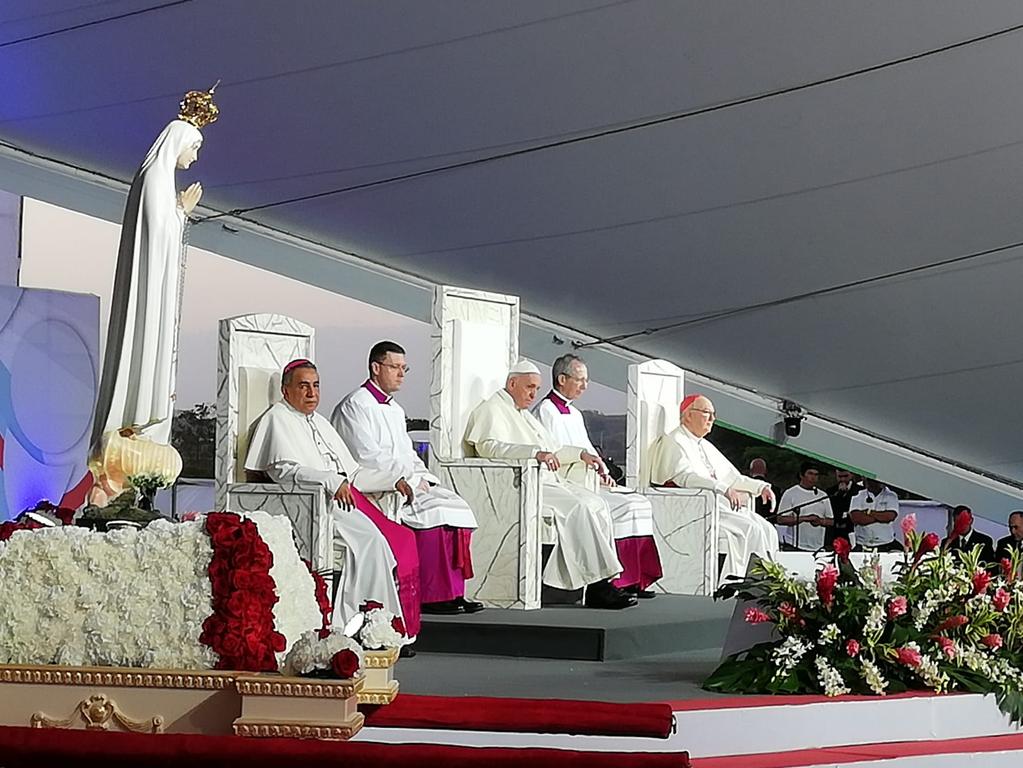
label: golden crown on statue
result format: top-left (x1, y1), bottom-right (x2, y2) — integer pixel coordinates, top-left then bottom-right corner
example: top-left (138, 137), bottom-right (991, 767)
top-left (178, 81), bottom-right (220, 129)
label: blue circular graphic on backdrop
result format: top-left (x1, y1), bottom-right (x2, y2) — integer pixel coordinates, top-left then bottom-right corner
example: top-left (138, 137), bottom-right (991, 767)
top-left (9, 318), bottom-right (96, 456)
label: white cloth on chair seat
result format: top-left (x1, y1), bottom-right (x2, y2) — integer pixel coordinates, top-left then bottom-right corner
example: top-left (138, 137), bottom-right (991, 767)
top-left (463, 389), bottom-right (621, 590)
top-left (649, 425), bottom-right (778, 580)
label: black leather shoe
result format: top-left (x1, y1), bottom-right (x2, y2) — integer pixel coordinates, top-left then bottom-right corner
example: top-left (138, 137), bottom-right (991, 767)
top-left (421, 599), bottom-right (462, 615)
top-left (624, 585), bottom-right (657, 599)
top-left (399, 645), bottom-right (417, 658)
top-left (584, 582), bottom-right (637, 610)
top-left (455, 597), bottom-right (486, 614)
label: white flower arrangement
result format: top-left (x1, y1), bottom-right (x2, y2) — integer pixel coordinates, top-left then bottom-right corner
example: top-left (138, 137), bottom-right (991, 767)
top-left (817, 623), bottom-right (841, 646)
top-left (859, 657), bottom-right (888, 695)
top-left (771, 636), bottom-right (810, 681)
top-left (815, 655), bottom-right (850, 696)
top-left (0, 510), bottom-right (323, 672)
top-left (359, 607), bottom-right (407, 650)
top-left (0, 520), bottom-right (216, 669)
top-left (245, 512), bottom-right (323, 662)
top-left (284, 629), bottom-right (364, 677)
top-left (863, 601), bottom-right (886, 646)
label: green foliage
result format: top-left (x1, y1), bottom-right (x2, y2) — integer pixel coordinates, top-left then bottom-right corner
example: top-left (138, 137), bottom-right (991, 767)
top-left (172, 403), bottom-right (215, 479)
top-left (77, 490), bottom-right (162, 530)
top-left (705, 538), bottom-right (1023, 717)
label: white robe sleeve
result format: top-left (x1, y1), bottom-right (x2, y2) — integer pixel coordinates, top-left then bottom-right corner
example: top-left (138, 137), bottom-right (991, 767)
top-left (348, 465), bottom-right (402, 494)
top-left (333, 398), bottom-right (416, 480)
top-left (650, 435), bottom-right (730, 493)
top-left (473, 438), bottom-right (539, 460)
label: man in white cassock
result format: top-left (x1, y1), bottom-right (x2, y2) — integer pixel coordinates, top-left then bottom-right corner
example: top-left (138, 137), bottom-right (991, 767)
top-left (463, 360), bottom-right (636, 609)
top-left (245, 359), bottom-right (422, 641)
top-left (649, 393), bottom-right (779, 581)
top-left (535, 354), bottom-right (663, 598)
top-left (332, 341), bottom-right (483, 616)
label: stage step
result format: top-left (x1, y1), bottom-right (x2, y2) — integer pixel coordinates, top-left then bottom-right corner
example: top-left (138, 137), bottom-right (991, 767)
top-left (417, 595), bottom-right (731, 661)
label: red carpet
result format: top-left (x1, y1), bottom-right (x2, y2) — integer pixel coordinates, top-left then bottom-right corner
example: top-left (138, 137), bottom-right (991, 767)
top-left (0, 726), bottom-right (689, 767)
top-left (362, 693), bottom-right (674, 738)
top-left (694, 732), bottom-right (1023, 767)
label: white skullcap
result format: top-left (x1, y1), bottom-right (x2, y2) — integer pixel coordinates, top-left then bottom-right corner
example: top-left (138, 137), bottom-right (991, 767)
top-left (507, 359), bottom-right (541, 376)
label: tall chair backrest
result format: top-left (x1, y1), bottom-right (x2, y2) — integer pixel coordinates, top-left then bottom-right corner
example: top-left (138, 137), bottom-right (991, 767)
top-left (429, 286), bottom-right (520, 464)
top-left (626, 360), bottom-right (686, 489)
top-left (215, 314), bottom-right (314, 508)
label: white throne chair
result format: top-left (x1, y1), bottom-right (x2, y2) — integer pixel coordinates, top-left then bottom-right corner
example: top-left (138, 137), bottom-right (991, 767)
top-left (428, 285), bottom-right (546, 609)
top-left (214, 314), bottom-right (334, 575)
top-left (626, 360), bottom-right (719, 595)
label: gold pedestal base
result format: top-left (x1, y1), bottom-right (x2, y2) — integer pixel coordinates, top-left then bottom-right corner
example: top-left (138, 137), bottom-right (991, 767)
top-left (234, 674), bottom-right (364, 739)
top-left (359, 648), bottom-right (400, 705)
top-left (0, 664), bottom-right (369, 740)
top-left (0, 664), bottom-right (238, 735)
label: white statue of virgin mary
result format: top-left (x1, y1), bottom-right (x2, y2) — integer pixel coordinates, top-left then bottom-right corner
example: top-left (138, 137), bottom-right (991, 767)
top-left (89, 88), bottom-right (218, 498)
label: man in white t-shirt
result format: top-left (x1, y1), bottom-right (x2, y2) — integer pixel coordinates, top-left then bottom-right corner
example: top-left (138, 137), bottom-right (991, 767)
top-left (776, 462), bottom-right (834, 552)
top-left (850, 479), bottom-right (901, 551)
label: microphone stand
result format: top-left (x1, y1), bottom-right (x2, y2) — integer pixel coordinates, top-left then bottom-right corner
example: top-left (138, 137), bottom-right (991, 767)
top-left (775, 489), bottom-right (836, 551)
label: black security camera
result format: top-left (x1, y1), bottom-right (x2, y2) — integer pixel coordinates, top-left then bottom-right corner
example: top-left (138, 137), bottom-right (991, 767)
top-left (781, 401), bottom-right (804, 438)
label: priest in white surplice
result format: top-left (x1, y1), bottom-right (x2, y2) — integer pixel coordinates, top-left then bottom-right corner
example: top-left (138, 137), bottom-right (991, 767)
top-left (649, 393), bottom-right (779, 581)
top-left (245, 359), bottom-right (421, 639)
top-left (535, 354), bottom-right (663, 598)
top-left (332, 341), bottom-right (483, 616)
top-left (463, 360), bottom-right (636, 609)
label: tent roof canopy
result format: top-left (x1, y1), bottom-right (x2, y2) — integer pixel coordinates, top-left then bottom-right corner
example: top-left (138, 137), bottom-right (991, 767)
top-left (3, 0), bottom-right (1022, 480)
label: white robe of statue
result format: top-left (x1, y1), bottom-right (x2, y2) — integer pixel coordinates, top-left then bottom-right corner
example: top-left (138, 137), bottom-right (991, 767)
top-left (463, 389), bottom-right (621, 590)
top-left (331, 383), bottom-right (477, 530)
top-left (535, 393), bottom-right (654, 539)
top-left (649, 425), bottom-right (779, 580)
top-left (244, 400), bottom-right (405, 628)
top-left (92, 120), bottom-right (203, 450)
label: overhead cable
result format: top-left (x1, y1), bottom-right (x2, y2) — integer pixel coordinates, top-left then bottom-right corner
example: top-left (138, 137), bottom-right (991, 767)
top-left (194, 18), bottom-right (1023, 221)
top-left (0, 0), bottom-right (192, 48)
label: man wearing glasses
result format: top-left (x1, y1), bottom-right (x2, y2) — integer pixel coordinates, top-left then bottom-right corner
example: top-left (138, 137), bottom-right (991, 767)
top-left (649, 394), bottom-right (779, 581)
top-left (333, 341), bottom-right (483, 616)
top-left (536, 354), bottom-right (663, 599)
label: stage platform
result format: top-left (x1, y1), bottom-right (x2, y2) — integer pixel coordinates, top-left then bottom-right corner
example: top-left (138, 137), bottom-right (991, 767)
top-left (417, 595), bottom-right (733, 661)
top-left (360, 601), bottom-right (1023, 766)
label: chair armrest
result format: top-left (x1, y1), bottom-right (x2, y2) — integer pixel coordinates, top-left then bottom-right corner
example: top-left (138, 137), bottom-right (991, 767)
top-left (644, 486), bottom-right (717, 499)
top-left (228, 481), bottom-right (323, 497)
top-left (435, 457), bottom-right (540, 470)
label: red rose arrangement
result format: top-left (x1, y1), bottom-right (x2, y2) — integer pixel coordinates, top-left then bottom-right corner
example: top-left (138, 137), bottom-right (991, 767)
top-left (200, 512), bottom-right (285, 671)
top-left (304, 560), bottom-right (333, 636)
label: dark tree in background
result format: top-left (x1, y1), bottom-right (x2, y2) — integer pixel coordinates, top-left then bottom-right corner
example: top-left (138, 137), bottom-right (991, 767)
top-left (171, 403), bottom-right (215, 479)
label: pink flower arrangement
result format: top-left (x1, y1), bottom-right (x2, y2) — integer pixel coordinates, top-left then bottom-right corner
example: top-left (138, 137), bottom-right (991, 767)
top-left (972, 571), bottom-right (991, 596)
top-left (900, 513), bottom-right (917, 538)
top-left (937, 637), bottom-right (956, 660)
top-left (778, 602), bottom-right (798, 621)
top-left (832, 537), bottom-right (851, 562)
top-left (993, 588), bottom-right (1011, 612)
top-left (845, 639), bottom-right (861, 657)
top-left (895, 646), bottom-right (922, 668)
top-left (886, 596), bottom-right (908, 619)
top-left (744, 607), bottom-right (771, 624)
top-left (816, 565), bottom-right (839, 610)
top-left (981, 633), bottom-right (1003, 651)
top-left (935, 615), bottom-right (969, 632)
top-left (948, 510), bottom-right (972, 542)
top-left (916, 532), bottom-right (940, 559)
